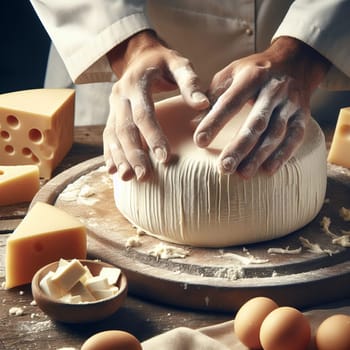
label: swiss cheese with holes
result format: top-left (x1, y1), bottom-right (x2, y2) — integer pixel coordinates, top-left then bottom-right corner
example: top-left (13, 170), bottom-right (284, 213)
top-left (328, 107), bottom-right (350, 168)
top-left (0, 89), bottom-right (75, 178)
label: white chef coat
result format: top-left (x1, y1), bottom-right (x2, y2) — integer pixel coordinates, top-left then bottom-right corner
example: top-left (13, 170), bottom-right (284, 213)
top-left (30, 0), bottom-right (350, 125)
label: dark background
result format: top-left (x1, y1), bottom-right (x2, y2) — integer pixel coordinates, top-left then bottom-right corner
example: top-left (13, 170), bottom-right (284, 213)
top-left (0, 1), bottom-right (51, 93)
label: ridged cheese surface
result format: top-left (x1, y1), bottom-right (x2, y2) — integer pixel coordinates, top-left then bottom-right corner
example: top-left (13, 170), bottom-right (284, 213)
top-left (114, 96), bottom-right (327, 247)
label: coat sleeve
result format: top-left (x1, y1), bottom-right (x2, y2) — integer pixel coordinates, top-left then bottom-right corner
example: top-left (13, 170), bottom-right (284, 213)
top-left (30, 0), bottom-right (151, 83)
top-left (272, 0), bottom-right (350, 90)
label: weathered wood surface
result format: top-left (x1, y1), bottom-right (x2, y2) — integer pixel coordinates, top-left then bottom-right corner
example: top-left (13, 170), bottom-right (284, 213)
top-left (1, 124), bottom-right (349, 350)
top-left (0, 125), bottom-right (230, 350)
top-left (31, 156), bottom-right (350, 312)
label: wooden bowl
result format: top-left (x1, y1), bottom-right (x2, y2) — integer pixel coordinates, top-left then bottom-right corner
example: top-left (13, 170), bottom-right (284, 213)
top-left (31, 259), bottom-right (128, 323)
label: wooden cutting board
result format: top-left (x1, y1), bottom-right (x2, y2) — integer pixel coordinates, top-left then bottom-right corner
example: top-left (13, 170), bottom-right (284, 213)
top-left (31, 156), bottom-right (350, 312)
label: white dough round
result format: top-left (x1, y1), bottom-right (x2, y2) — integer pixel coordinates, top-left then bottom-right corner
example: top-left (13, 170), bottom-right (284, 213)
top-left (113, 96), bottom-right (327, 247)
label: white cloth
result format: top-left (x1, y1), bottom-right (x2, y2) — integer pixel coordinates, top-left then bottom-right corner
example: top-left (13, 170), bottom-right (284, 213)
top-left (142, 303), bottom-right (350, 350)
top-left (30, 0), bottom-right (350, 125)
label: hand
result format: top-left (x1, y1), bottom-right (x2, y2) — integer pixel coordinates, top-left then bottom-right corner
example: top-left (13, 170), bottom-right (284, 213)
top-left (104, 30), bottom-right (209, 181)
top-left (194, 36), bottom-right (330, 178)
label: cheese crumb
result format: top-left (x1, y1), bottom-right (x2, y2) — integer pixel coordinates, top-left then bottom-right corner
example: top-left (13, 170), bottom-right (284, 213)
top-left (339, 207), bottom-right (350, 221)
top-left (267, 247), bottom-right (302, 255)
top-left (148, 243), bottom-right (190, 260)
top-left (125, 235), bottom-right (142, 249)
top-left (9, 306), bottom-right (24, 316)
top-left (299, 237), bottom-right (334, 256)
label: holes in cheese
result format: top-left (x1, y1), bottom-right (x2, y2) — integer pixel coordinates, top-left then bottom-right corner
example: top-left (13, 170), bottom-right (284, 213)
top-left (0, 88), bottom-right (75, 178)
top-left (328, 107), bottom-right (350, 168)
top-left (5, 202), bottom-right (87, 289)
top-left (114, 96), bottom-right (327, 247)
top-left (0, 165), bottom-right (40, 206)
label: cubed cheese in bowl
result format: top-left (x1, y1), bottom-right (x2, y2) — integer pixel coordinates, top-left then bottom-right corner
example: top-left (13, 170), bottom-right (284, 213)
top-left (31, 259), bottom-right (128, 323)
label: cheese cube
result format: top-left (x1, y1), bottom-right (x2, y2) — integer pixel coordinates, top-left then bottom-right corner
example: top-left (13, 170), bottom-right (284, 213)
top-left (70, 281), bottom-right (96, 302)
top-left (0, 165), bottom-right (39, 206)
top-left (39, 270), bottom-right (65, 299)
top-left (50, 259), bottom-right (87, 293)
top-left (90, 286), bottom-right (119, 300)
top-left (5, 201), bottom-right (86, 289)
top-left (60, 294), bottom-right (82, 304)
top-left (0, 88), bottom-right (75, 178)
top-left (99, 266), bottom-right (121, 285)
top-left (328, 107), bottom-right (350, 168)
top-left (84, 275), bottom-right (110, 291)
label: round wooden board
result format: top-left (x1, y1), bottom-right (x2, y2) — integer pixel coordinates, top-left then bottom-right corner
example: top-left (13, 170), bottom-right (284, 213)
top-left (32, 156), bottom-right (350, 312)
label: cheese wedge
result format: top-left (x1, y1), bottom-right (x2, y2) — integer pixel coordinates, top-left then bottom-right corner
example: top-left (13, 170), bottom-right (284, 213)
top-left (5, 202), bottom-right (86, 289)
top-left (0, 88), bottom-right (75, 178)
top-left (0, 165), bottom-right (40, 206)
top-left (328, 107), bottom-right (350, 168)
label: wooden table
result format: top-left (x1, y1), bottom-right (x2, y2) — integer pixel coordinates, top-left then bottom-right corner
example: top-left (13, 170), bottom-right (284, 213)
top-left (0, 124), bottom-right (348, 350)
top-left (0, 126), bottom-right (232, 350)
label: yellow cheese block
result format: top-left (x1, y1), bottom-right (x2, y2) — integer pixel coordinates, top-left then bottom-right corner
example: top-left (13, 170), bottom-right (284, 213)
top-left (0, 89), bottom-right (75, 178)
top-left (328, 107), bottom-right (350, 168)
top-left (5, 201), bottom-right (87, 289)
top-left (0, 165), bottom-right (40, 206)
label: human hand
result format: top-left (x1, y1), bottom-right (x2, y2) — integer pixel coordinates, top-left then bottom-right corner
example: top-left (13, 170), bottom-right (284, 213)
top-left (194, 36), bottom-right (330, 178)
top-left (104, 30), bottom-right (209, 181)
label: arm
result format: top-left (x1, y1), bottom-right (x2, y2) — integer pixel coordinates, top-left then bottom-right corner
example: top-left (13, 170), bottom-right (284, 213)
top-left (273, 0), bottom-right (350, 90)
top-left (29, 0), bottom-right (150, 83)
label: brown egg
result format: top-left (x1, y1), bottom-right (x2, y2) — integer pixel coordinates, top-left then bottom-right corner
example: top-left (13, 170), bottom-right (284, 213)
top-left (315, 314), bottom-right (350, 350)
top-left (259, 306), bottom-right (311, 350)
top-left (234, 296), bottom-right (278, 349)
top-left (81, 330), bottom-right (142, 350)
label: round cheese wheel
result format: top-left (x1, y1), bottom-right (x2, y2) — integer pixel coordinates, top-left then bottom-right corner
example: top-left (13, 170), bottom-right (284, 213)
top-left (113, 96), bottom-right (327, 247)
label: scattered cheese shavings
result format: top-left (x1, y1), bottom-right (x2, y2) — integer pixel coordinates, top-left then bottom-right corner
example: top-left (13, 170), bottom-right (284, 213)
top-left (9, 306), bottom-right (24, 316)
top-left (320, 216), bottom-right (337, 238)
top-left (299, 237), bottom-right (334, 256)
top-left (136, 228), bottom-right (145, 236)
top-left (125, 235), bottom-right (142, 249)
top-left (148, 243), bottom-right (190, 260)
top-left (220, 252), bottom-right (268, 265)
top-left (214, 266), bottom-right (244, 280)
top-left (339, 207), bottom-right (350, 221)
top-left (332, 235), bottom-right (350, 247)
top-left (320, 215), bottom-right (350, 247)
top-left (267, 247), bottom-right (302, 255)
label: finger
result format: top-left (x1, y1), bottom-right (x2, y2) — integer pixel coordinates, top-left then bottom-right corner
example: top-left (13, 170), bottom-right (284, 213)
top-left (132, 71), bottom-right (172, 164)
top-left (103, 105), bottom-right (134, 180)
top-left (115, 96), bottom-right (152, 180)
top-left (238, 100), bottom-right (298, 178)
top-left (194, 66), bottom-right (266, 148)
top-left (169, 58), bottom-right (209, 109)
top-left (216, 78), bottom-right (286, 174)
top-left (262, 111), bottom-right (307, 174)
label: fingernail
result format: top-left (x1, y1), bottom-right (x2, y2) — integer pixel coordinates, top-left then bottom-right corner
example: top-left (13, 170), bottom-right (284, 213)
top-left (117, 163), bottom-right (129, 179)
top-left (134, 165), bottom-right (145, 180)
top-left (196, 131), bottom-right (210, 146)
top-left (220, 157), bottom-right (237, 174)
top-left (154, 147), bottom-right (167, 163)
top-left (192, 91), bottom-right (208, 104)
